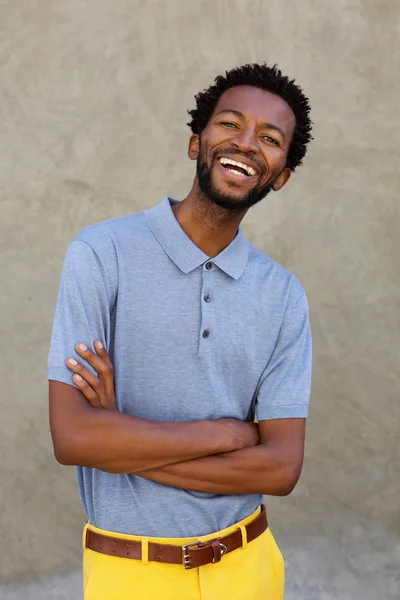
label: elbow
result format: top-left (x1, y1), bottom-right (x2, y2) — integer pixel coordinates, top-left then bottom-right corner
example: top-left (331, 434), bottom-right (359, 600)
top-left (53, 442), bottom-right (75, 466)
top-left (277, 464), bottom-right (303, 496)
top-left (274, 479), bottom-right (298, 497)
top-left (262, 462), bottom-right (303, 497)
top-left (51, 428), bottom-right (126, 474)
top-left (50, 428), bottom-right (85, 466)
top-left (52, 438), bottom-right (75, 466)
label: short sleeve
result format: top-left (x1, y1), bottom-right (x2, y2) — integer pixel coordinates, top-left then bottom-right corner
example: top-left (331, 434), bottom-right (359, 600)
top-left (48, 240), bottom-right (112, 386)
top-left (256, 289), bottom-right (312, 420)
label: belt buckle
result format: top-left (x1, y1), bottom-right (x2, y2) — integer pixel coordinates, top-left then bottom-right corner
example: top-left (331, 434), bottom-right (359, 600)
top-left (212, 543), bottom-right (227, 563)
top-left (182, 540), bottom-right (201, 569)
top-left (182, 539), bottom-right (228, 569)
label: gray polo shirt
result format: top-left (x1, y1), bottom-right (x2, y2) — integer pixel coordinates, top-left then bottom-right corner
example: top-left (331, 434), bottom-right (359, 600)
top-left (48, 196), bottom-right (312, 537)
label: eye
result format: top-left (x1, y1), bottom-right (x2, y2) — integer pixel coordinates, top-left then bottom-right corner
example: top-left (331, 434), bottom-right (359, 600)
top-left (262, 135), bottom-right (279, 146)
top-left (220, 121), bottom-right (238, 129)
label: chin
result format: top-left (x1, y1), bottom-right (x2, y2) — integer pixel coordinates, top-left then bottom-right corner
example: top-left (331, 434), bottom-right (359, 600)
top-left (196, 160), bottom-right (271, 211)
top-left (207, 192), bottom-right (260, 212)
top-left (215, 191), bottom-right (249, 205)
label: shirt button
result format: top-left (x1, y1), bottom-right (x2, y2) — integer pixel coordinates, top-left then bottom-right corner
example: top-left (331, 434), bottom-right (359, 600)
top-left (202, 329), bottom-right (210, 338)
top-left (204, 294), bottom-right (211, 302)
top-left (205, 262), bottom-right (213, 270)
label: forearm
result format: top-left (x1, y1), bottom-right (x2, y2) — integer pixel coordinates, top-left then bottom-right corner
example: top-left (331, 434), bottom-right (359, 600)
top-left (50, 381), bottom-right (258, 473)
top-left (137, 444), bottom-right (299, 496)
top-left (55, 412), bottom-right (243, 473)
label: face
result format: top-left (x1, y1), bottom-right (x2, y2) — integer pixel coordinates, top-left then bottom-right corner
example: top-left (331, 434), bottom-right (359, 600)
top-left (189, 86), bottom-right (296, 211)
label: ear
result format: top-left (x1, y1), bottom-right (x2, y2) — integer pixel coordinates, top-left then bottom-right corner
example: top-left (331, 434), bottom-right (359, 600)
top-left (272, 167), bottom-right (291, 192)
top-left (188, 134), bottom-right (200, 161)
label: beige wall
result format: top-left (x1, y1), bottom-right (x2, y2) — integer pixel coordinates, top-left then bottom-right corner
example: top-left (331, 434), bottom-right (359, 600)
top-left (1, 1), bottom-right (399, 597)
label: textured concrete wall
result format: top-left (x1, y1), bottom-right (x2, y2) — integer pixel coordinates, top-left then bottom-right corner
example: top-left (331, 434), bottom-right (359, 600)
top-left (1, 1), bottom-right (399, 598)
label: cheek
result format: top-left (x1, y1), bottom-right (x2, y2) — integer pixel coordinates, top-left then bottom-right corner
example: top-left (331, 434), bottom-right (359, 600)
top-left (264, 148), bottom-right (287, 174)
top-left (206, 129), bottom-right (233, 151)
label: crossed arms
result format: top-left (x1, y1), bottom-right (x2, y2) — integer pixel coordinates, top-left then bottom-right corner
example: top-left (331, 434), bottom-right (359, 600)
top-left (49, 342), bottom-right (306, 496)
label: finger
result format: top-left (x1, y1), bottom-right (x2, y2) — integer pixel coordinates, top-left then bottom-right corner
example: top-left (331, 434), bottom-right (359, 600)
top-left (66, 358), bottom-right (109, 408)
top-left (76, 342), bottom-right (115, 405)
top-left (93, 341), bottom-right (115, 397)
top-left (94, 340), bottom-right (112, 368)
top-left (72, 374), bottom-right (101, 408)
top-left (75, 343), bottom-right (114, 388)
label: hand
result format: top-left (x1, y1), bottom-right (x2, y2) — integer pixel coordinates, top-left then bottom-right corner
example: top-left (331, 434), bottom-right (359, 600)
top-left (66, 341), bottom-right (117, 410)
top-left (233, 420), bottom-right (260, 449)
top-left (221, 419), bottom-right (260, 450)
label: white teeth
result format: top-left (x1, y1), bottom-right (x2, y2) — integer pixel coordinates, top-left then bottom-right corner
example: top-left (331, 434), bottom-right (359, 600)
top-left (226, 168), bottom-right (246, 177)
top-left (219, 157), bottom-right (256, 176)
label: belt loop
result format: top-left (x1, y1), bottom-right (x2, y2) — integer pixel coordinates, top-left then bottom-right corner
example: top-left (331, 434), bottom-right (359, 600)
top-left (141, 537), bottom-right (149, 565)
top-left (238, 523), bottom-right (248, 550)
top-left (82, 522), bottom-right (89, 550)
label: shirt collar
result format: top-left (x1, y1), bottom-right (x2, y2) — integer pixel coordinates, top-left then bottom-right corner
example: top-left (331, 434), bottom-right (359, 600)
top-left (144, 197), bottom-right (249, 280)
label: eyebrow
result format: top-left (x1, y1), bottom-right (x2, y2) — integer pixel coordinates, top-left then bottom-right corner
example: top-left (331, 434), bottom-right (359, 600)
top-left (215, 109), bottom-right (287, 142)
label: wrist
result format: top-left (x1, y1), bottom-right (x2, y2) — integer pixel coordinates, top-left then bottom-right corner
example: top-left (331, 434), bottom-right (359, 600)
top-left (207, 418), bottom-right (244, 453)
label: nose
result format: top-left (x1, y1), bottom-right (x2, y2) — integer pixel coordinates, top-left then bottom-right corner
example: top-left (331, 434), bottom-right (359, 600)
top-left (231, 127), bottom-right (259, 153)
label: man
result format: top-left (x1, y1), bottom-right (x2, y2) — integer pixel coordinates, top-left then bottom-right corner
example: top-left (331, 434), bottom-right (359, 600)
top-left (48, 63), bottom-right (313, 599)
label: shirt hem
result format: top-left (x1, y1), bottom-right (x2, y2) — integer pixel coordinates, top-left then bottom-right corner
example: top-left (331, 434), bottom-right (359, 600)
top-left (48, 366), bottom-right (77, 387)
top-left (257, 404), bottom-right (309, 420)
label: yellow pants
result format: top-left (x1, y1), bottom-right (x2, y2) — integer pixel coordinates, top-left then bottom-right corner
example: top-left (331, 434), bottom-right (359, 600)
top-left (82, 507), bottom-right (284, 599)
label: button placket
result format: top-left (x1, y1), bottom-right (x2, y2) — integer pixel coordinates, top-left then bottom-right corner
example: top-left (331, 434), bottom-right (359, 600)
top-left (199, 262), bottom-right (214, 348)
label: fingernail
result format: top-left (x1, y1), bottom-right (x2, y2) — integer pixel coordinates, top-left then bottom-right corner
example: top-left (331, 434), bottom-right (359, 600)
top-left (96, 341), bottom-right (103, 349)
top-left (78, 343), bottom-right (87, 351)
top-left (74, 374), bottom-right (83, 381)
top-left (68, 358), bottom-right (78, 365)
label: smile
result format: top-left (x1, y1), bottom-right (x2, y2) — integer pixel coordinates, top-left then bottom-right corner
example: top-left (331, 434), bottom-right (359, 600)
top-left (216, 158), bottom-right (259, 182)
top-left (218, 157), bottom-right (257, 177)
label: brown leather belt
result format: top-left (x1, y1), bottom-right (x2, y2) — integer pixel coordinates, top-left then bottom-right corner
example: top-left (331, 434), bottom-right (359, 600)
top-left (85, 504), bottom-right (268, 569)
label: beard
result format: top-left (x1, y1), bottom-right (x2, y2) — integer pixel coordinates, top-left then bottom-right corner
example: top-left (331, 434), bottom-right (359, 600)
top-left (196, 145), bottom-right (274, 212)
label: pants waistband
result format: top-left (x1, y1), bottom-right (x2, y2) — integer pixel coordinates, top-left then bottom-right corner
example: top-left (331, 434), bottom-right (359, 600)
top-left (83, 505), bottom-right (268, 569)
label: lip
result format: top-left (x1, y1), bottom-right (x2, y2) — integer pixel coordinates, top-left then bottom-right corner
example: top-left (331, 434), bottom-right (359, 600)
top-left (217, 154), bottom-right (261, 177)
top-left (215, 158), bottom-right (258, 182)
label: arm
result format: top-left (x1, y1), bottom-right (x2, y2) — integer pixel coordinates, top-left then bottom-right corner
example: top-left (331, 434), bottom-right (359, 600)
top-left (56, 268), bottom-right (310, 489)
top-left (135, 418), bottom-right (305, 496)
top-left (62, 277), bottom-right (311, 488)
top-left (48, 241), bottom-right (259, 473)
top-left (81, 280), bottom-right (310, 492)
top-left (49, 379), bottom-right (259, 473)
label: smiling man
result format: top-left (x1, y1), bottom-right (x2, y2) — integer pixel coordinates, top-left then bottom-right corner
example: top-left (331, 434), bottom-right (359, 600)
top-left (48, 63), bottom-right (313, 599)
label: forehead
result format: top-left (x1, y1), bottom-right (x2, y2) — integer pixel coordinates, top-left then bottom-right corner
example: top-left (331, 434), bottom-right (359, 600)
top-left (211, 85), bottom-right (296, 137)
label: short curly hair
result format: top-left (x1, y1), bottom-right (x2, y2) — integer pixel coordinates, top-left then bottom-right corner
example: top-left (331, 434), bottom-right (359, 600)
top-left (187, 63), bottom-right (313, 172)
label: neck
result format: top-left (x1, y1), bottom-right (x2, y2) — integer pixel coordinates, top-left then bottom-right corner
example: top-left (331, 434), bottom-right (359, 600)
top-left (172, 179), bottom-right (248, 258)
